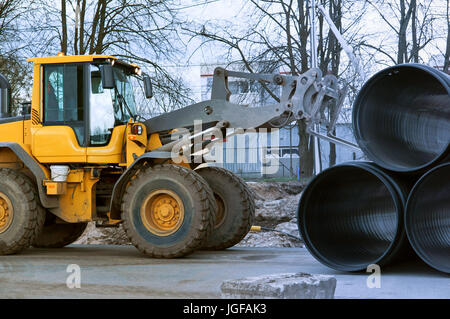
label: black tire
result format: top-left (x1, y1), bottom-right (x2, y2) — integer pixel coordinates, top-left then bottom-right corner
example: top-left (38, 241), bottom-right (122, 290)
top-left (121, 164), bottom-right (217, 258)
top-left (32, 212), bottom-right (87, 248)
top-left (0, 169), bottom-right (45, 255)
top-left (196, 166), bottom-right (255, 250)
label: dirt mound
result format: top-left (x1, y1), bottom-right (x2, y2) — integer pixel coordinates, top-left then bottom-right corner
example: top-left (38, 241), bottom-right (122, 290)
top-left (254, 194), bottom-right (301, 224)
top-left (75, 223), bottom-right (130, 245)
top-left (246, 181), bottom-right (304, 201)
top-left (237, 230), bottom-right (302, 248)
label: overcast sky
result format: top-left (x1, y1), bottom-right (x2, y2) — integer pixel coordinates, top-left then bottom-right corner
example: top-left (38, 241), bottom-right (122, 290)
top-left (163, 0), bottom-right (448, 101)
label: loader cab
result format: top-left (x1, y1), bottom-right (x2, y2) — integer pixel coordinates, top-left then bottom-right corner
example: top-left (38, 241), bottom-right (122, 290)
top-left (28, 55), bottom-right (146, 164)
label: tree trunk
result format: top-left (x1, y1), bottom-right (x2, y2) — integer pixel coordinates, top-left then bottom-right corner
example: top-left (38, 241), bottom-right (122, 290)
top-left (411, 1), bottom-right (419, 63)
top-left (297, 120), bottom-right (315, 179)
top-left (74, 0), bottom-right (79, 55)
top-left (397, 0), bottom-right (415, 64)
top-left (61, 0), bottom-right (67, 54)
top-left (328, 128), bottom-right (337, 166)
top-left (445, 0), bottom-right (450, 73)
top-left (327, 0), bottom-right (340, 167)
top-left (79, 0), bottom-right (86, 54)
top-left (298, 0), bottom-right (310, 73)
top-left (88, 2), bottom-right (102, 54)
top-left (297, 0), bottom-right (314, 177)
top-left (95, 0), bottom-right (108, 54)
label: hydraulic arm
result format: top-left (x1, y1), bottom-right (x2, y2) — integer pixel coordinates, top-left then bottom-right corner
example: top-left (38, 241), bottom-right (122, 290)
top-left (144, 66), bottom-right (353, 156)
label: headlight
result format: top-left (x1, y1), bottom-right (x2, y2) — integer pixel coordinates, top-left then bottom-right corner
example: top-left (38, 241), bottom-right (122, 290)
top-left (131, 125), bottom-right (143, 135)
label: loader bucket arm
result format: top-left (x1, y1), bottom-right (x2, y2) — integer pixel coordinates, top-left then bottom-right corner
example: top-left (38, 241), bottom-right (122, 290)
top-left (110, 67), bottom-right (348, 219)
top-left (143, 67), bottom-right (340, 134)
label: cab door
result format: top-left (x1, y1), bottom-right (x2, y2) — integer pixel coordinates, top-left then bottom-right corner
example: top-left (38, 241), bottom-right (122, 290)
top-left (32, 63), bottom-right (88, 163)
top-left (86, 64), bottom-right (126, 164)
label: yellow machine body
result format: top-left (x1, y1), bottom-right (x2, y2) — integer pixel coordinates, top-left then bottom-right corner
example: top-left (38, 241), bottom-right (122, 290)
top-left (0, 54), bottom-right (160, 224)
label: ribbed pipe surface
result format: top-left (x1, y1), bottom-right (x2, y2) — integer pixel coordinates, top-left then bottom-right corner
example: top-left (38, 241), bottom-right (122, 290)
top-left (353, 64), bottom-right (450, 173)
top-left (297, 162), bottom-right (411, 272)
top-left (405, 162), bottom-right (450, 274)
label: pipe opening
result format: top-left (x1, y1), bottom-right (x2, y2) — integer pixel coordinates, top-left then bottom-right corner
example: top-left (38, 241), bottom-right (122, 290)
top-left (406, 163), bottom-right (450, 273)
top-left (298, 164), bottom-right (402, 271)
top-left (354, 65), bottom-right (450, 172)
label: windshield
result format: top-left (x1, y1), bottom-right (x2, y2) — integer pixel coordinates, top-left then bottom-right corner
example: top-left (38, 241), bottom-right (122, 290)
top-left (112, 66), bottom-right (137, 121)
top-left (89, 64), bottom-right (137, 146)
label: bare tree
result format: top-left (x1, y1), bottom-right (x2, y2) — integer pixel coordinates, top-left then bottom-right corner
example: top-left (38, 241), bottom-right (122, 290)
top-left (184, 0), bottom-right (366, 177)
top-left (0, 0), bottom-right (21, 41)
top-left (19, 0), bottom-right (194, 114)
top-left (364, 0), bottom-right (435, 64)
top-left (184, 0), bottom-right (315, 178)
top-left (61, 0), bottom-right (68, 54)
top-left (317, 0), bottom-right (343, 166)
top-left (444, 0), bottom-right (450, 72)
top-left (0, 0), bottom-right (25, 57)
top-left (0, 0), bottom-right (33, 114)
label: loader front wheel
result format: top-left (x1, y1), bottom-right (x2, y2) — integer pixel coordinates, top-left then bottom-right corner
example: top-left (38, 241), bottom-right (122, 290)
top-left (0, 169), bottom-right (45, 255)
top-left (196, 167), bottom-right (255, 250)
top-left (32, 212), bottom-right (87, 248)
top-left (121, 164), bottom-right (216, 258)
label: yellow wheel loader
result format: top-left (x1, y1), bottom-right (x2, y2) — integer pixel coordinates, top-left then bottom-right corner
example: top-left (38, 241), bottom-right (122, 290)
top-left (0, 54), bottom-right (342, 257)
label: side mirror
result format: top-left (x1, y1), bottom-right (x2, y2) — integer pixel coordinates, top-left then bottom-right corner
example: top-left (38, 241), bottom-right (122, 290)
top-left (100, 64), bottom-right (115, 89)
top-left (143, 76), bottom-right (153, 99)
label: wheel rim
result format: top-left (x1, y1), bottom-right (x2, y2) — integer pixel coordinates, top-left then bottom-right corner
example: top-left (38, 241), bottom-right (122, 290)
top-left (0, 192), bottom-right (13, 234)
top-left (214, 193), bottom-right (226, 229)
top-left (140, 189), bottom-right (184, 236)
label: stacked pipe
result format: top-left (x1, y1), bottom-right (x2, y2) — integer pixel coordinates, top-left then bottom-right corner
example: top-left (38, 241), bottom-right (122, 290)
top-left (297, 64), bottom-right (450, 273)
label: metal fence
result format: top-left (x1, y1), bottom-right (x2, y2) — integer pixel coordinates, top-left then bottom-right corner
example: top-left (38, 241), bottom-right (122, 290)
top-left (213, 124), bottom-right (365, 180)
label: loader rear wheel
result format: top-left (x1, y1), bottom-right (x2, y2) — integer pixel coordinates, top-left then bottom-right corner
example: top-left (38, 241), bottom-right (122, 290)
top-left (196, 167), bottom-right (255, 250)
top-left (32, 212), bottom-right (87, 248)
top-left (0, 169), bottom-right (45, 255)
top-left (121, 164), bottom-right (217, 258)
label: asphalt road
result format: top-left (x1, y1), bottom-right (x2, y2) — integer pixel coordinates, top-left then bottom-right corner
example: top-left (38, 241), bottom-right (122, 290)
top-left (0, 245), bottom-right (448, 299)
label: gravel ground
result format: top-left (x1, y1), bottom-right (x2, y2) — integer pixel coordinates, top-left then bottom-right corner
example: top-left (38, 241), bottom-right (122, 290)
top-left (74, 181), bottom-right (305, 248)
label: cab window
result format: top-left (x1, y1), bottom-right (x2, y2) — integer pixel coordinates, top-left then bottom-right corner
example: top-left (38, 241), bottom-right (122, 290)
top-left (43, 64), bottom-right (85, 145)
top-left (89, 64), bottom-right (137, 146)
top-left (89, 64), bottom-right (115, 146)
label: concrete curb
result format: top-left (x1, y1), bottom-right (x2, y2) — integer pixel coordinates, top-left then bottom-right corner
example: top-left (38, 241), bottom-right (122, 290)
top-left (220, 272), bottom-right (337, 299)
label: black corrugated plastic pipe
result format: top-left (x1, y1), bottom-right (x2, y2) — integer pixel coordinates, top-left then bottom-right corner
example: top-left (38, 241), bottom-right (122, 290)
top-left (353, 64), bottom-right (450, 173)
top-left (297, 162), bottom-right (415, 272)
top-left (405, 162), bottom-right (450, 274)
